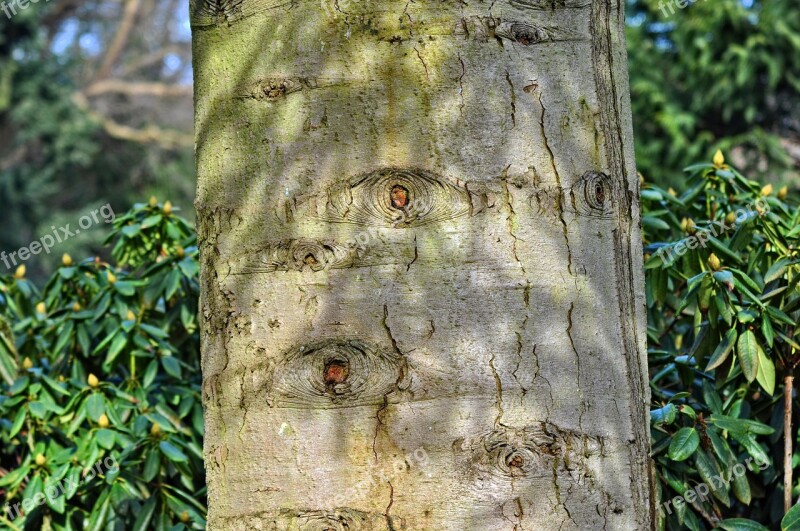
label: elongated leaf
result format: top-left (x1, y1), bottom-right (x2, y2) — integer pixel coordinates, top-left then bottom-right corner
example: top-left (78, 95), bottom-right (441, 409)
top-left (668, 427), bottom-right (699, 461)
top-left (737, 330), bottom-right (759, 383)
top-left (718, 519), bottom-right (769, 531)
top-left (756, 346), bottom-right (776, 396)
top-left (707, 328), bottom-right (737, 371)
top-left (159, 441), bottom-right (188, 463)
top-left (783, 503), bottom-right (800, 531)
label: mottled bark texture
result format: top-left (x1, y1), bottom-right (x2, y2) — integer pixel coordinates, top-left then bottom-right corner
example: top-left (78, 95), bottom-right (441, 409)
top-left (192, 0), bottom-right (653, 529)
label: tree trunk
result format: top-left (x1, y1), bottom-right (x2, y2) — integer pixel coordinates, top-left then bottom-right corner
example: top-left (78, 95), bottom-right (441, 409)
top-left (192, 1), bottom-right (653, 529)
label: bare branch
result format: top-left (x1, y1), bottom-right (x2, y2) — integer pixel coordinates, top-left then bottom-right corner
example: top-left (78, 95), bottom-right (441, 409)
top-left (72, 93), bottom-right (192, 149)
top-left (85, 80), bottom-right (192, 98)
top-left (93, 0), bottom-right (144, 82)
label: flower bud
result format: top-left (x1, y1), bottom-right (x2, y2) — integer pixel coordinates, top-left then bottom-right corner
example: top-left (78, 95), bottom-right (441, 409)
top-left (761, 183), bottom-right (773, 196)
top-left (35, 454), bottom-right (46, 466)
top-left (149, 196), bottom-right (158, 207)
top-left (36, 302), bottom-right (46, 314)
top-left (88, 373), bottom-right (100, 388)
top-left (707, 253), bottom-right (721, 271)
top-left (14, 265), bottom-right (25, 279)
top-left (22, 357), bottom-right (33, 369)
top-left (62, 253), bottom-right (72, 267)
top-left (778, 186), bottom-right (788, 200)
top-left (713, 149), bottom-right (725, 168)
top-left (163, 201), bottom-right (173, 215)
top-left (98, 414), bottom-right (110, 428)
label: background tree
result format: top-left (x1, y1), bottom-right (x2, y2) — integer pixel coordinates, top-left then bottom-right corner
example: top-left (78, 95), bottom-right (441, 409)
top-left (0, 0), bottom-right (194, 279)
top-left (193, 0), bottom-right (652, 528)
top-left (627, 0), bottom-right (800, 188)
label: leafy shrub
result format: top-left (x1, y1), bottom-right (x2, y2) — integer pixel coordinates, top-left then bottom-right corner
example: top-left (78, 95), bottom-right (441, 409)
top-left (0, 199), bottom-right (205, 530)
top-left (643, 151), bottom-right (800, 530)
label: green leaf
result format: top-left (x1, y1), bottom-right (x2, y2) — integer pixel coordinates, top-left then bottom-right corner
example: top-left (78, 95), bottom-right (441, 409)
top-left (668, 427), bottom-right (699, 461)
top-left (732, 468), bottom-right (751, 505)
top-left (643, 215), bottom-right (671, 231)
top-left (114, 281), bottom-right (136, 296)
top-left (702, 380), bottom-right (724, 415)
top-left (695, 450), bottom-right (729, 507)
top-left (85, 393), bottom-right (105, 421)
top-left (139, 323), bottom-right (168, 339)
top-left (96, 428), bottom-right (116, 449)
top-left (29, 401), bottom-right (48, 418)
top-left (161, 356), bottom-right (182, 379)
top-left (143, 449), bottom-right (161, 482)
top-left (706, 328), bottom-right (737, 371)
top-left (132, 497), bottom-right (157, 531)
top-left (159, 441), bottom-right (188, 463)
top-left (710, 415), bottom-right (775, 435)
top-left (714, 270), bottom-right (735, 290)
top-left (761, 315), bottom-right (774, 347)
top-left (764, 258), bottom-right (795, 284)
top-left (756, 346), bottom-right (776, 396)
top-left (737, 330), bottom-right (760, 383)
top-left (651, 404), bottom-right (677, 426)
top-left (143, 359), bottom-right (159, 388)
top-left (718, 519), bottom-right (769, 531)
top-left (783, 503), bottom-right (800, 531)
top-left (140, 214), bottom-right (163, 228)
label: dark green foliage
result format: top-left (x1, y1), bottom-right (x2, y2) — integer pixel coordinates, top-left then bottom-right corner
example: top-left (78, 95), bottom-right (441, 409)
top-left (627, 0), bottom-right (800, 187)
top-left (644, 151), bottom-right (800, 529)
top-left (0, 200), bottom-right (204, 530)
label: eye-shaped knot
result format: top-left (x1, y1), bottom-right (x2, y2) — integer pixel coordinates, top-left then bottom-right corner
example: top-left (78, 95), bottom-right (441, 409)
top-left (495, 22), bottom-right (552, 45)
top-left (454, 423), bottom-right (604, 482)
top-left (228, 239), bottom-right (355, 275)
top-left (269, 340), bottom-right (407, 408)
top-left (570, 171), bottom-right (615, 218)
top-left (274, 507), bottom-right (393, 530)
top-left (320, 167), bottom-right (493, 228)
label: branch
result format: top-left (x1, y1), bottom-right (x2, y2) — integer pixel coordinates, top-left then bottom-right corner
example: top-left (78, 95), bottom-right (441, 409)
top-left (84, 80), bottom-right (192, 98)
top-left (93, 0), bottom-right (143, 82)
top-left (72, 93), bottom-right (192, 149)
top-left (785, 373), bottom-right (794, 513)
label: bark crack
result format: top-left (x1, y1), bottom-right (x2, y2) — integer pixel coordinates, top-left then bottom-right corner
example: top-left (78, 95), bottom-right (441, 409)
top-left (489, 349), bottom-right (504, 427)
top-left (537, 93), bottom-right (573, 275)
top-left (457, 55), bottom-right (466, 117)
top-left (406, 235), bottom-right (418, 272)
top-left (532, 344), bottom-right (553, 422)
top-left (414, 46), bottom-right (429, 80)
top-left (511, 325), bottom-right (528, 396)
top-left (385, 480), bottom-right (395, 530)
top-left (500, 170), bottom-right (527, 276)
top-left (505, 71), bottom-right (516, 128)
top-left (566, 302), bottom-right (586, 429)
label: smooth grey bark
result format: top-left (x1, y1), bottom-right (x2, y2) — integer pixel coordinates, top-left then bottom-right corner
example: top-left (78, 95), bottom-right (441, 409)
top-left (192, 1), bottom-right (653, 529)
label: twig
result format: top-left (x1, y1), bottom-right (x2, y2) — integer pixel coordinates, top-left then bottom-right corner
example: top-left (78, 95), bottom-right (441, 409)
top-left (787, 372), bottom-right (795, 513)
